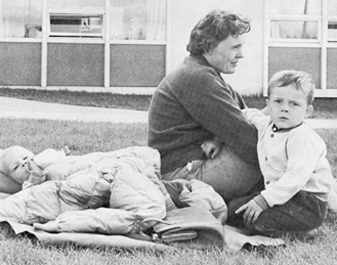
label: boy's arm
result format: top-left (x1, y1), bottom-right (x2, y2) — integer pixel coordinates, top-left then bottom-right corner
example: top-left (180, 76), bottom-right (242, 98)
top-left (243, 108), bottom-right (270, 132)
top-left (202, 107), bottom-right (269, 160)
top-left (261, 106), bottom-right (269, 115)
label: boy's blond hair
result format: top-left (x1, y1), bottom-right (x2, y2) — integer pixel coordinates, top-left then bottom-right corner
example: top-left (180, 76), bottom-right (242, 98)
top-left (268, 70), bottom-right (315, 104)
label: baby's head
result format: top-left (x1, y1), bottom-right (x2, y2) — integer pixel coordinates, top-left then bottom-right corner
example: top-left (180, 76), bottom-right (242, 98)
top-left (266, 70), bottom-right (315, 129)
top-left (0, 146), bottom-right (34, 184)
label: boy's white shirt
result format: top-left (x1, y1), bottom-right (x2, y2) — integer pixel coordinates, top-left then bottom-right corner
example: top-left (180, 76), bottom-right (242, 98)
top-left (243, 108), bottom-right (333, 207)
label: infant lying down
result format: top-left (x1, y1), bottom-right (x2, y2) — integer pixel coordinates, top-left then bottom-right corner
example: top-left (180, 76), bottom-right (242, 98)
top-left (0, 145), bottom-right (73, 194)
top-left (0, 146), bottom-right (65, 195)
top-left (0, 145), bottom-right (166, 194)
top-left (0, 145), bottom-right (227, 240)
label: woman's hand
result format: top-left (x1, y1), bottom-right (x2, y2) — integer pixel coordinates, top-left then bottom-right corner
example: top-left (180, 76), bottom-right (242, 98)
top-left (201, 139), bottom-right (222, 159)
top-left (235, 199), bottom-right (263, 224)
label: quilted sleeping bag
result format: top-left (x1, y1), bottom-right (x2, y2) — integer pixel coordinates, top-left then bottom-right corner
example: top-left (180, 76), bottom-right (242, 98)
top-left (0, 147), bottom-right (166, 234)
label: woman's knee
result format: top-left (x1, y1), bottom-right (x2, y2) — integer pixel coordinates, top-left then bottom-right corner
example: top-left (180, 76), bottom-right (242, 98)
top-left (201, 147), bottom-right (262, 200)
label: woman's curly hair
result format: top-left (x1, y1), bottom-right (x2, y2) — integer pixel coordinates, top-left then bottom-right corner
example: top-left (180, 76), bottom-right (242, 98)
top-left (187, 10), bottom-right (250, 55)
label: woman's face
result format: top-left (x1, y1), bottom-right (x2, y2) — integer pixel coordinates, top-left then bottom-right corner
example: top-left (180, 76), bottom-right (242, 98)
top-left (203, 34), bottom-right (245, 74)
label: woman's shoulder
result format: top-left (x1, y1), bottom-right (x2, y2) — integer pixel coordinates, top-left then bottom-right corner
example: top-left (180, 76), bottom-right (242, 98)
top-left (179, 56), bottom-right (218, 78)
top-left (164, 57), bottom-right (222, 91)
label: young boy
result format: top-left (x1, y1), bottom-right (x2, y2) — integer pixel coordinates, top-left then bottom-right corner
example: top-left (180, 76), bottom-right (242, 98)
top-left (202, 70), bottom-right (334, 237)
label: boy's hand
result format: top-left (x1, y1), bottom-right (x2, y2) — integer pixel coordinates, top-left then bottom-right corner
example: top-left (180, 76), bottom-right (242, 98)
top-left (201, 139), bottom-right (222, 159)
top-left (235, 199), bottom-right (263, 224)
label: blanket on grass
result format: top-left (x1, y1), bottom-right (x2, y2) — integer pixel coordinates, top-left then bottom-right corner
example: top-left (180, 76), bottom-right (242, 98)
top-left (0, 219), bottom-right (285, 252)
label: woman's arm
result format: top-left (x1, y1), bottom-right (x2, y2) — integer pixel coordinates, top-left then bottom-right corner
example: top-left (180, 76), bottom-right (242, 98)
top-left (176, 69), bottom-right (259, 166)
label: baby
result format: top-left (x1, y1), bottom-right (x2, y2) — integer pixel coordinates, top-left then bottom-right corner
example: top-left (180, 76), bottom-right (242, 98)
top-left (0, 145), bottom-right (70, 193)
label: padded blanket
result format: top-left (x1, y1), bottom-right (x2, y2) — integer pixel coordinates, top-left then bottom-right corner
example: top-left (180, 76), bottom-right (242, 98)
top-left (0, 146), bottom-right (167, 234)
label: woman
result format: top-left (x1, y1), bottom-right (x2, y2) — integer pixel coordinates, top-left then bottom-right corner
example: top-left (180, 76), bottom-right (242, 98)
top-left (148, 10), bottom-right (262, 202)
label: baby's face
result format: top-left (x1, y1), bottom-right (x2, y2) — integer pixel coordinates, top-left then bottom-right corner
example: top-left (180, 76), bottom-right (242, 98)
top-left (0, 146), bottom-right (34, 184)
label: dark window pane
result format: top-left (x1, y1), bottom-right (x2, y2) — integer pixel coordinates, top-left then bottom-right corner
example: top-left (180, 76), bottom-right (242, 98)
top-left (268, 47), bottom-right (321, 88)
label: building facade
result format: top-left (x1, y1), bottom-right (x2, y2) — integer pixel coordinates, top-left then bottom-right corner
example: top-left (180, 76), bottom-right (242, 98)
top-left (0, 0), bottom-right (336, 97)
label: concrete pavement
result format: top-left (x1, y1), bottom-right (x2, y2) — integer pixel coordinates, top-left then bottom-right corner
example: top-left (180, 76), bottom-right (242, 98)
top-left (306, 118), bottom-right (337, 129)
top-left (0, 96), bottom-right (336, 128)
top-left (0, 96), bottom-right (148, 124)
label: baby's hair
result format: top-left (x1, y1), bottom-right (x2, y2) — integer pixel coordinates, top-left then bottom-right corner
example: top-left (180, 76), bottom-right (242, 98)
top-left (268, 70), bottom-right (315, 104)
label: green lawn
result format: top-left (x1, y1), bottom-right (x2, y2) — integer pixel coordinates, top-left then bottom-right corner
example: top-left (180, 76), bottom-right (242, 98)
top-left (0, 88), bottom-right (152, 111)
top-left (0, 118), bottom-right (337, 265)
top-left (0, 88), bottom-right (337, 119)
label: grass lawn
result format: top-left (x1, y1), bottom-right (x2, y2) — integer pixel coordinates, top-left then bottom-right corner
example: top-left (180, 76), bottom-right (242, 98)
top-left (0, 88), bottom-right (153, 111)
top-left (0, 118), bottom-right (337, 265)
top-left (0, 88), bottom-right (337, 119)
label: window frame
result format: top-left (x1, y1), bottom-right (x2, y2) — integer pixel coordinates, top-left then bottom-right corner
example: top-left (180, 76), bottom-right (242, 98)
top-left (264, 0), bottom-right (337, 97)
top-left (269, 15), bottom-right (321, 44)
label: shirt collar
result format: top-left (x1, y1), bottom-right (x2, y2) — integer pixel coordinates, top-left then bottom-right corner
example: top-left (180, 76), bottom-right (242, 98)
top-left (272, 122), bottom-right (303, 133)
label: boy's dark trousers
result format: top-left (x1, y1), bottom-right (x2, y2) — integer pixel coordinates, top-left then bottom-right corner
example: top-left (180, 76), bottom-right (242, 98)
top-left (227, 190), bottom-right (328, 237)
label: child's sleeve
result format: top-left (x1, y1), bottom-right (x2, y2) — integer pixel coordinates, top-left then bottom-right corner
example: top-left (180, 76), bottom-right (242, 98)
top-left (242, 108), bottom-right (269, 131)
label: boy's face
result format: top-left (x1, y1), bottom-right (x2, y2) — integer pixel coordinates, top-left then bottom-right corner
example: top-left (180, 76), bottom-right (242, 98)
top-left (0, 146), bottom-right (34, 184)
top-left (267, 85), bottom-right (313, 130)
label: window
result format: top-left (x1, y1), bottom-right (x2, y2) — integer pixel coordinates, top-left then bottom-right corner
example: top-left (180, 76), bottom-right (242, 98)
top-left (0, 0), bottom-right (42, 38)
top-left (266, 0), bottom-right (337, 93)
top-left (269, 0), bottom-right (321, 42)
top-left (328, 0), bottom-right (337, 41)
top-left (270, 21), bottom-right (318, 40)
top-left (49, 14), bottom-right (103, 38)
top-left (269, 0), bottom-right (321, 15)
top-left (48, 0), bottom-right (105, 11)
top-left (47, 0), bottom-right (105, 38)
top-left (110, 0), bottom-right (166, 41)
